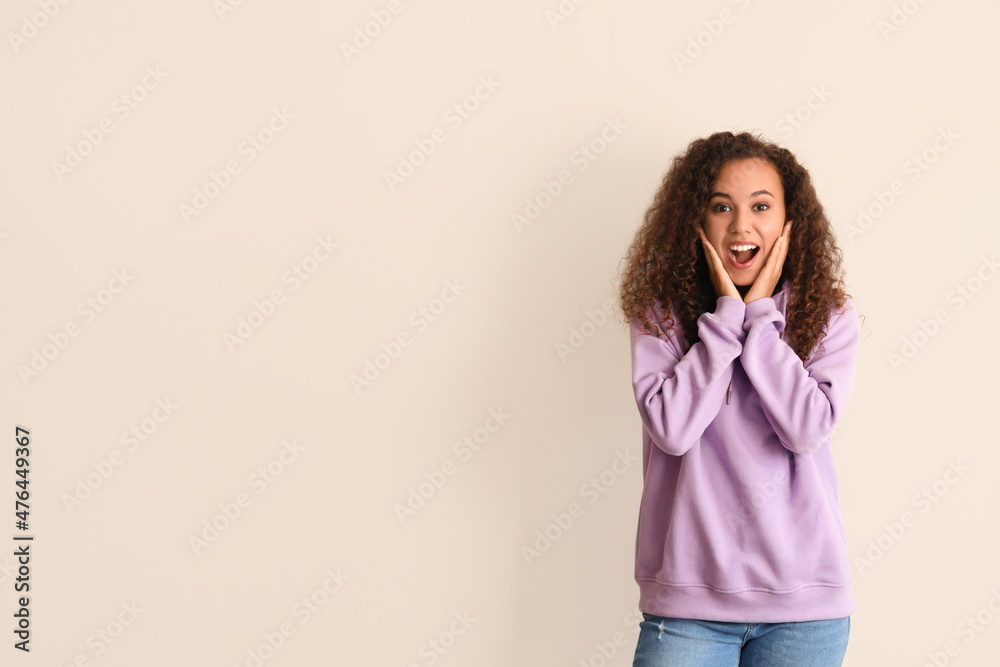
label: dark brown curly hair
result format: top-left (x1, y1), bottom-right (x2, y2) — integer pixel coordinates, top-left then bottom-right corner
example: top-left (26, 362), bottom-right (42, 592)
top-left (617, 130), bottom-right (851, 363)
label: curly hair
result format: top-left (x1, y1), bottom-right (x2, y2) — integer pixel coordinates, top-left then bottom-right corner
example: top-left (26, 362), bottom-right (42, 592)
top-left (617, 130), bottom-right (851, 363)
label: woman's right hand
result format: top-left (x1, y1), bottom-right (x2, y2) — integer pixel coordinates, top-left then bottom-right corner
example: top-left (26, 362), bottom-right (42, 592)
top-left (698, 226), bottom-right (741, 300)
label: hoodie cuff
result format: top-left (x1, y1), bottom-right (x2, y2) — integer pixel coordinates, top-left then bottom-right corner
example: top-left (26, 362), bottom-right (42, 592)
top-left (711, 295), bottom-right (747, 326)
top-left (743, 297), bottom-right (783, 333)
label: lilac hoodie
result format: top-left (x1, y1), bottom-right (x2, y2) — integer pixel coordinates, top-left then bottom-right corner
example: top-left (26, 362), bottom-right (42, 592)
top-left (629, 279), bottom-right (859, 623)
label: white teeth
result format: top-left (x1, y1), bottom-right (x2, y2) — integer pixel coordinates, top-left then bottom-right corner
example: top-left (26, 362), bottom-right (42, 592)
top-left (728, 244), bottom-right (758, 252)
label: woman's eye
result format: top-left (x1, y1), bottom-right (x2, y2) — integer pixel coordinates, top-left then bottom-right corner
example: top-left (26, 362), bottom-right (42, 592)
top-left (713, 204), bottom-right (730, 212)
top-left (754, 202), bottom-right (770, 211)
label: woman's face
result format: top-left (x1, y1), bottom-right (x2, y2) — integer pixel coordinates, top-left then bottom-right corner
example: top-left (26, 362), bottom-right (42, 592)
top-left (702, 157), bottom-right (788, 288)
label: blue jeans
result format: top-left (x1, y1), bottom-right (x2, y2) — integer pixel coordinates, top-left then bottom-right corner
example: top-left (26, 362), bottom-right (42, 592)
top-left (631, 613), bottom-right (850, 667)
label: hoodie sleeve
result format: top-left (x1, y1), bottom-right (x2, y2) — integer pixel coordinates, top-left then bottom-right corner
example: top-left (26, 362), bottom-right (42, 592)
top-left (630, 296), bottom-right (747, 456)
top-left (740, 296), bottom-right (860, 455)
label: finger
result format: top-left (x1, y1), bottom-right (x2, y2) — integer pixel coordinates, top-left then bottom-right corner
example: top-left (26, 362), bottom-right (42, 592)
top-left (771, 238), bottom-right (787, 273)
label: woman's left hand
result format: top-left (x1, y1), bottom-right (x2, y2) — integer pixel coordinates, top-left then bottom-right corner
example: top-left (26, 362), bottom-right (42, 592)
top-left (743, 220), bottom-right (792, 304)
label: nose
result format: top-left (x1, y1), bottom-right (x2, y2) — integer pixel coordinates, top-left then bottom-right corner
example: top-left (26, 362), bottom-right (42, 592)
top-left (728, 208), bottom-right (751, 233)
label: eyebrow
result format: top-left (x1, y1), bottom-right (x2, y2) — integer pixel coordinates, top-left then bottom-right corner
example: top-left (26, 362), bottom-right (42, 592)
top-left (709, 190), bottom-right (774, 200)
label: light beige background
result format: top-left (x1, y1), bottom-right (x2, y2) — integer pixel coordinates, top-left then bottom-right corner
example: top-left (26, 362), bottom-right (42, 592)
top-left (3, 0), bottom-right (999, 664)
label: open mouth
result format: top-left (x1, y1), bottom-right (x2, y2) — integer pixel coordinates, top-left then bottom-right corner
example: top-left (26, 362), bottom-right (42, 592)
top-left (728, 244), bottom-right (760, 269)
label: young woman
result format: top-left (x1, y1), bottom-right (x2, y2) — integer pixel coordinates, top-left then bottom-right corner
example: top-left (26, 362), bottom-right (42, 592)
top-left (617, 131), bottom-right (860, 666)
